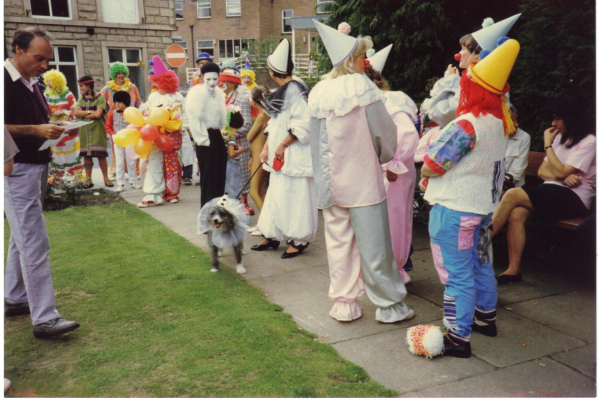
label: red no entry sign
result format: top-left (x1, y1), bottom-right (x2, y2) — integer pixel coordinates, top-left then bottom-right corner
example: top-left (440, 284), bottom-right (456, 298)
top-left (165, 44), bottom-right (187, 67)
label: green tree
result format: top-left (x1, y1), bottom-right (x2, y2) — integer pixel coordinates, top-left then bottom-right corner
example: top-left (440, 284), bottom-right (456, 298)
top-left (509, 0), bottom-right (595, 150)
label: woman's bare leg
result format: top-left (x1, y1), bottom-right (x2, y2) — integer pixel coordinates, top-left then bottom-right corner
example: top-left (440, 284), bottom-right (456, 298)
top-left (98, 157), bottom-right (109, 180)
top-left (504, 207), bottom-right (531, 275)
top-left (491, 188), bottom-right (534, 238)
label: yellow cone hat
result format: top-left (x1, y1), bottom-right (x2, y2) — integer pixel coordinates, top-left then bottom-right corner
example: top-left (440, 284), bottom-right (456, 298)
top-left (468, 39), bottom-right (520, 95)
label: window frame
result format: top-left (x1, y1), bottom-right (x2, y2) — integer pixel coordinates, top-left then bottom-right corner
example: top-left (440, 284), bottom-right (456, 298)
top-left (48, 45), bottom-right (80, 98)
top-left (106, 47), bottom-right (145, 99)
top-left (196, 0), bottom-right (211, 19)
top-left (316, 0), bottom-right (333, 14)
top-left (282, 9), bottom-right (293, 34)
top-left (175, 0), bottom-right (183, 20)
top-left (225, 0), bottom-right (241, 17)
top-left (29, 0), bottom-right (72, 20)
top-left (101, 0), bottom-right (139, 24)
top-left (196, 40), bottom-right (215, 59)
top-left (175, 41), bottom-right (188, 55)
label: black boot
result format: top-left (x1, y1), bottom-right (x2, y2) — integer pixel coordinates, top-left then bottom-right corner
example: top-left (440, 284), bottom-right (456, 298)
top-left (251, 238), bottom-right (280, 251)
top-left (441, 333), bottom-right (471, 358)
top-left (472, 308), bottom-right (498, 337)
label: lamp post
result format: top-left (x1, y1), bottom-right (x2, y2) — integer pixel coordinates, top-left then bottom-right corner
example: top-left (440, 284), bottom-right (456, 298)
top-left (189, 25), bottom-right (195, 62)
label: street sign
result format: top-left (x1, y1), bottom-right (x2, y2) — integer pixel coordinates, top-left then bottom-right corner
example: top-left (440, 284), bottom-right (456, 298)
top-left (165, 44), bottom-right (187, 68)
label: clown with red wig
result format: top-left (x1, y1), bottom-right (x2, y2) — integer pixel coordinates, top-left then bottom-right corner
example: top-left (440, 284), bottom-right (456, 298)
top-left (420, 39), bottom-right (520, 358)
top-left (137, 56), bottom-right (184, 207)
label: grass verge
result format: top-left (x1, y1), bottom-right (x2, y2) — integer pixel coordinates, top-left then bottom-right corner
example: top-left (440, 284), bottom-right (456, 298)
top-left (4, 202), bottom-right (395, 397)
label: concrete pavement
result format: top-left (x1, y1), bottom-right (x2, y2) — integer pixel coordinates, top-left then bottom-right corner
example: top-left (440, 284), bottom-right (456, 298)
top-left (92, 165), bottom-right (596, 397)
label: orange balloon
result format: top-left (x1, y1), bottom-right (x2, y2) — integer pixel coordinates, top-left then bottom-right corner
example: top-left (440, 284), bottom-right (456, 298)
top-left (133, 137), bottom-right (153, 156)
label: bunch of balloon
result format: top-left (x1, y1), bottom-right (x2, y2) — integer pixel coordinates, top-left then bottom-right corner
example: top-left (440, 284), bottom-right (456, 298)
top-left (113, 107), bottom-right (176, 159)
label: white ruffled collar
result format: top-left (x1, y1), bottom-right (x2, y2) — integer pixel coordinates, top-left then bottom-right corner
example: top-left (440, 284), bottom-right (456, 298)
top-left (383, 91), bottom-right (419, 124)
top-left (146, 91), bottom-right (183, 110)
top-left (308, 73), bottom-right (382, 118)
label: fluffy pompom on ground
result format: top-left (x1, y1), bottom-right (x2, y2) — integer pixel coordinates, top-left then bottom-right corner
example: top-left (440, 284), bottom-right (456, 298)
top-left (406, 324), bottom-right (444, 359)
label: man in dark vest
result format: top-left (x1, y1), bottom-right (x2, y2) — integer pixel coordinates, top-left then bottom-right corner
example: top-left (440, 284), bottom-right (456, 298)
top-left (4, 27), bottom-right (80, 339)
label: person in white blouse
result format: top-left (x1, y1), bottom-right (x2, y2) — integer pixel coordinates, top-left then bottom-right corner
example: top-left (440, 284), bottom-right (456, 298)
top-left (503, 105), bottom-right (531, 189)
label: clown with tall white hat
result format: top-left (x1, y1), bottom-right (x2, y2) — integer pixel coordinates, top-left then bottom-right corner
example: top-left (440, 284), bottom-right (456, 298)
top-left (308, 20), bottom-right (415, 324)
top-left (429, 14), bottom-right (521, 127)
top-left (251, 38), bottom-right (317, 259)
top-left (420, 39), bottom-right (521, 358)
top-left (364, 45), bottom-right (420, 286)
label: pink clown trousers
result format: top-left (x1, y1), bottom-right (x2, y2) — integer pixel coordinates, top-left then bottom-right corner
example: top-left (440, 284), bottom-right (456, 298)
top-left (383, 113), bottom-right (419, 284)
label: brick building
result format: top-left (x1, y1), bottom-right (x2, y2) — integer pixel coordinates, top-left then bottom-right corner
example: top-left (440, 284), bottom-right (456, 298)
top-left (174, 0), bottom-right (332, 85)
top-left (4, 0), bottom-right (178, 100)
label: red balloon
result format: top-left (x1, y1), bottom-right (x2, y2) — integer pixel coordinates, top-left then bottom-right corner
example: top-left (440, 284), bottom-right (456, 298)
top-left (140, 124), bottom-right (159, 142)
top-left (154, 134), bottom-right (175, 152)
top-left (126, 124), bottom-right (141, 131)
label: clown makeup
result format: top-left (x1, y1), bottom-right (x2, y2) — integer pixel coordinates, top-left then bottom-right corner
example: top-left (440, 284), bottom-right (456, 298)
top-left (220, 82), bottom-right (229, 92)
top-left (204, 72), bottom-right (219, 94)
top-left (115, 72), bottom-right (126, 85)
top-left (353, 53), bottom-right (367, 74)
top-left (458, 46), bottom-right (479, 69)
top-left (243, 76), bottom-right (252, 85)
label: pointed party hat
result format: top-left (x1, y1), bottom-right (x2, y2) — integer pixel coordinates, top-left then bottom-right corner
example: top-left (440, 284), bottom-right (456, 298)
top-left (468, 39), bottom-right (520, 95)
top-left (367, 44), bottom-right (392, 73)
top-left (313, 19), bottom-right (358, 67)
top-left (149, 55), bottom-right (169, 76)
top-left (267, 38), bottom-right (294, 75)
top-left (472, 14), bottom-right (521, 51)
top-left (244, 56), bottom-right (251, 70)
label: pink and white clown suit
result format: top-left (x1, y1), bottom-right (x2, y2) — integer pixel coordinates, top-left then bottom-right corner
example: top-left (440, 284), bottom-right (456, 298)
top-left (381, 91), bottom-right (420, 284)
top-left (308, 73), bottom-right (413, 323)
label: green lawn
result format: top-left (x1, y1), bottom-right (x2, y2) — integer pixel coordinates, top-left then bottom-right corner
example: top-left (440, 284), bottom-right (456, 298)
top-left (4, 202), bottom-right (395, 397)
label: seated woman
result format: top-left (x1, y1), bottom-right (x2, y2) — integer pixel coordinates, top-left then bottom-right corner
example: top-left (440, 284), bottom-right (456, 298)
top-left (490, 95), bottom-right (596, 284)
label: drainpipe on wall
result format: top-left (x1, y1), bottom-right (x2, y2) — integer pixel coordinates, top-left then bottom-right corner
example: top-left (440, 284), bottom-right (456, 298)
top-left (189, 25), bottom-right (195, 62)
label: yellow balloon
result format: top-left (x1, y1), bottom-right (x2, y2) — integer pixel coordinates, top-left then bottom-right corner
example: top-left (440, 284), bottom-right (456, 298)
top-left (114, 129), bottom-right (140, 147)
top-left (123, 107), bottom-right (145, 127)
top-left (146, 107), bottom-right (170, 126)
top-left (133, 137), bottom-right (153, 156)
top-left (140, 153), bottom-right (149, 159)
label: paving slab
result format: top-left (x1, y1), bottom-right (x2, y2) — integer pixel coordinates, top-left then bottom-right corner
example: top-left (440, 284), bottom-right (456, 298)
top-left (402, 357), bottom-right (596, 397)
top-left (552, 344), bottom-right (597, 379)
top-left (283, 292), bottom-right (442, 344)
top-left (470, 308), bottom-right (585, 367)
top-left (507, 291), bottom-right (596, 344)
top-left (333, 327), bottom-right (494, 394)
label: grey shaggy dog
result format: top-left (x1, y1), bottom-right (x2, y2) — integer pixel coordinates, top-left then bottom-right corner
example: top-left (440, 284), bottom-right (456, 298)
top-left (205, 205), bottom-right (245, 274)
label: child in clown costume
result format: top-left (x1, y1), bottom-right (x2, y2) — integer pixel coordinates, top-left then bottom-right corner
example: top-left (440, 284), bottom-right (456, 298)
top-left (241, 60), bottom-right (260, 121)
top-left (42, 69), bottom-right (83, 176)
top-left (365, 45), bottom-right (420, 285)
top-left (137, 56), bottom-right (184, 207)
top-left (421, 39), bottom-right (520, 358)
top-left (308, 21), bottom-right (414, 323)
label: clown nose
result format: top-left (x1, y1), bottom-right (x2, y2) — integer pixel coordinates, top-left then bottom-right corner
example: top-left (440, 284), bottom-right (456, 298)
top-left (454, 53), bottom-right (461, 60)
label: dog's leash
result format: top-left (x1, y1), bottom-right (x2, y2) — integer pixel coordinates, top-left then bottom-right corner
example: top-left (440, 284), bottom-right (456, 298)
top-left (235, 162), bottom-right (266, 200)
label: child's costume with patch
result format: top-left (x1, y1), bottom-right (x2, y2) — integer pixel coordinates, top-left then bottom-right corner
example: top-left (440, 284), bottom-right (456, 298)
top-left (423, 39), bottom-right (519, 351)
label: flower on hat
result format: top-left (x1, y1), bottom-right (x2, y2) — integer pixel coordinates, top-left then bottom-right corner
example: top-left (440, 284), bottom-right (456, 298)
top-left (338, 22), bottom-right (351, 35)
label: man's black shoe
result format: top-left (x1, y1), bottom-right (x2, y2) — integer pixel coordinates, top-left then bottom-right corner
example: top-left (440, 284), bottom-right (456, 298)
top-left (33, 318), bottom-right (80, 339)
top-left (472, 321), bottom-right (498, 337)
top-left (441, 335), bottom-right (471, 358)
top-left (5, 301), bottom-right (30, 317)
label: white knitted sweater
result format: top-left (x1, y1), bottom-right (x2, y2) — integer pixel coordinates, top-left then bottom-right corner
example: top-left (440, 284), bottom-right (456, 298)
top-left (424, 113), bottom-right (508, 215)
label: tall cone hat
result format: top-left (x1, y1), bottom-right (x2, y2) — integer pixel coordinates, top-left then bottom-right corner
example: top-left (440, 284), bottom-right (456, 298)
top-left (267, 38), bottom-right (293, 75)
top-left (313, 19), bottom-right (358, 67)
top-left (367, 44), bottom-right (392, 73)
top-left (472, 14), bottom-right (521, 51)
top-left (468, 39), bottom-right (520, 95)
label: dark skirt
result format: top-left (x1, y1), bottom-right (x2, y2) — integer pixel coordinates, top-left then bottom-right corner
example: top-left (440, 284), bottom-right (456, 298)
top-left (524, 183), bottom-right (588, 226)
top-left (196, 128), bottom-right (227, 207)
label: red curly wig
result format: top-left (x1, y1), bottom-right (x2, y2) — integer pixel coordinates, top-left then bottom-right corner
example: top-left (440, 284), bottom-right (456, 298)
top-left (148, 70), bottom-right (179, 94)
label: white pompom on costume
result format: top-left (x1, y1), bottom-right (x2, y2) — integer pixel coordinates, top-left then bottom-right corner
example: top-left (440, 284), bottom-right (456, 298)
top-left (406, 325), bottom-right (444, 359)
top-left (197, 195), bottom-right (250, 248)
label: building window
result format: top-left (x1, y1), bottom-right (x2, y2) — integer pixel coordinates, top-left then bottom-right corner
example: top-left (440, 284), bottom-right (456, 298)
top-left (196, 40), bottom-right (214, 58)
top-left (175, 41), bottom-right (188, 55)
top-left (226, 0), bottom-right (241, 17)
top-left (107, 48), bottom-right (145, 100)
top-left (48, 46), bottom-right (79, 97)
top-left (282, 10), bottom-right (293, 34)
top-left (175, 1), bottom-right (183, 20)
top-left (102, 0), bottom-right (139, 24)
top-left (317, 0), bottom-right (333, 14)
top-left (197, 0), bottom-right (211, 19)
top-left (218, 38), bottom-right (253, 61)
top-left (30, 0), bottom-right (71, 18)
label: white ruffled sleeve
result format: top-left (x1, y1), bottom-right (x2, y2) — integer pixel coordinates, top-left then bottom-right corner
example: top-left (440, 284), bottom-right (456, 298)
top-left (428, 74), bottom-right (460, 127)
top-left (289, 98), bottom-right (311, 145)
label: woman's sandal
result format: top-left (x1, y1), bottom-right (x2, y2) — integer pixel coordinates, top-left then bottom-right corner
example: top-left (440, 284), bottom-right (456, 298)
top-left (104, 178), bottom-right (114, 187)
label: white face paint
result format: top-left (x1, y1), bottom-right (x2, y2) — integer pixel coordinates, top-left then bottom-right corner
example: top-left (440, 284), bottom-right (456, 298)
top-left (220, 82), bottom-right (228, 92)
top-left (204, 72), bottom-right (219, 94)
